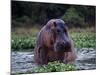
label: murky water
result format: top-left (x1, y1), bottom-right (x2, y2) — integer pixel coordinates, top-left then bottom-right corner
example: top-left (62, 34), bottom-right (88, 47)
top-left (75, 48), bottom-right (96, 70)
top-left (11, 48), bottom-right (96, 74)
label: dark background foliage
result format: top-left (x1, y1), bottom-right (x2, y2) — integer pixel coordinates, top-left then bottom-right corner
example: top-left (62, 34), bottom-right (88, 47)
top-left (11, 1), bottom-right (96, 28)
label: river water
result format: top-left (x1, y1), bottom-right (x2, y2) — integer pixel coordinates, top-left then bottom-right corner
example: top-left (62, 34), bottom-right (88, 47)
top-left (11, 48), bottom-right (96, 74)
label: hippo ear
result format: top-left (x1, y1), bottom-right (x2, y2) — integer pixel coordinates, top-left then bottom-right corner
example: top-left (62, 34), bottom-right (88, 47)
top-left (53, 22), bottom-right (57, 27)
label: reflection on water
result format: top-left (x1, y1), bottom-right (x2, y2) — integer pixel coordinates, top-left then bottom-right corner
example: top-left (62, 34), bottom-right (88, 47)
top-left (75, 48), bottom-right (96, 70)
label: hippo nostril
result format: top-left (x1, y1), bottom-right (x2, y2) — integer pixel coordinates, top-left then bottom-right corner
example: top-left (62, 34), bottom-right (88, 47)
top-left (62, 42), bottom-right (71, 49)
top-left (62, 42), bottom-right (67, 47)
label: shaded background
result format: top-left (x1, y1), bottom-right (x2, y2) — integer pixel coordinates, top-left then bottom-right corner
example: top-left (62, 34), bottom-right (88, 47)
top-left (11, 1), bottom-right (95, 28)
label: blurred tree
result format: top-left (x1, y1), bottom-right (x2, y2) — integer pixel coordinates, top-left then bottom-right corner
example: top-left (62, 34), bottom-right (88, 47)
top-left (74, 5), bottom-right (96, 26)
top-left (62, 7), bottom-right (85, 27)
top-left (11, 1), bottom-right (96, 28)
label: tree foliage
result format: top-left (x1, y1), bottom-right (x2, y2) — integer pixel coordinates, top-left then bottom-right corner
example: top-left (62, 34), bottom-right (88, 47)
top-left (11, 1), bottom-right (96, 28)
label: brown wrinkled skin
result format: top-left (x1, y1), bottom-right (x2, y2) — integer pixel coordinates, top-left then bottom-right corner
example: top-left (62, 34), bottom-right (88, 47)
top-left (34, 19), bottom-right (77, 66)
